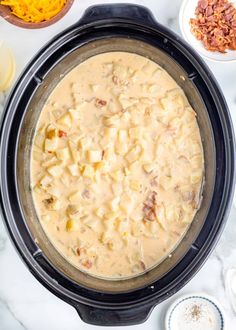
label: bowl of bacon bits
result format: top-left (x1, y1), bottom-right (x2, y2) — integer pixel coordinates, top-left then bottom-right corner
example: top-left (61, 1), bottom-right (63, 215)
top-left (179, 0), bottom-right (236, 62)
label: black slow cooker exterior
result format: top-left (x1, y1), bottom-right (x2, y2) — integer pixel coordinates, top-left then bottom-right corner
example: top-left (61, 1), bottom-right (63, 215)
top-left (0, 4), bottom-right (235, 326)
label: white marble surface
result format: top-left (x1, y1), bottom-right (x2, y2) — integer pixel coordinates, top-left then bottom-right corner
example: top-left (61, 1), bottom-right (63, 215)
top-left (0, 0), bottom-right (236, 329)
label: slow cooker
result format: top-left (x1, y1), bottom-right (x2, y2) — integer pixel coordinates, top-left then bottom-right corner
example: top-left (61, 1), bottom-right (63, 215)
top-left (0, 4), bottom-right (235, 326)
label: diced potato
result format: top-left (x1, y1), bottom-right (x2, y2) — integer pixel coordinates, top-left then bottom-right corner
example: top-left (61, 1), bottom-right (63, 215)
top-left (118, 95), bottom-right (133, 109)
top-left (68, 191), bottom-right (81, 203)
top-left (57, 113), bottom-right (72, 128)
top-left (110, 169), bottom-right (124, 182)
top-left (68, 141), bottom-right (80, 162)
top-left (131, 221), bottom-right (144, 237)
top-left (156, 204), bottom-right (167, 230)
top-left (66, 219), bottom-right (78, 232)
top-left (103, 114), bottom-right (120, 127)
top-left (190, 170), bottom-right (202, 184)
top-left (47, 186), bottom-right (61, 198)
top-left (148, 84), bottom-right (159, 93)
top-left (115, 142), bottom-right (128, 155)
top-left (41, 156), bottom-right (58, 168)
top-left (159, 96), bottom-right (174, 111)
top-left (69, 108), bottom-right (80, 120)
top-left (112, 183), bottom-right (123, 195)
top-left (103, 147), bottom-right (116, 162)
top-left (56, 147), bottom-right (71, 161)
top-left (34, 133), bottom-right (45, 148)
top-left (41, 214), bottom-right (51, 222)
top-left (67, 164), bottom-right (80, 176)
top-left (190, 155), bottom-right (203, 169)
top-left (165, 205), bottom-right (175, 222)
top-left (159, 175), bottom-right (173, 190)
top-left (39, 175), bottom-right (53, 188)
top-left (129, 161), bottom-right (139, 172)
top-left (143, 163), bottom-right (155, 173)
top-left (90, 84), bottom-right (99, 92)
top-left (82, 165), bottom-right (95, 179)
top-left (108, 102), bottom-right (118, 114)
top-left (129, 127), bottom-right (143, 140)
top-left (129, 107), bottom-right (144, 125)
top-left (44, 137), bottom-right (58, 152)
top-left (190, 142), bottom-right (201, 156)
top-left (104, 211), bottom-right (118, 222)
top-left (120, 194), bottom-right (134, 214)
top-left (94, 207), bottom-right (106, 218)
top-left (118, 129), bottom-right (128, 143)
top-left (129, 180), bottom-right (142, 192)
top-left (100, 230), bottom-right (113, 244)
top-left (104, 127), bottom-right (117, 139)
top-left (141, 61), bottom-right (155, 74)
top-left (108, 197), bottom-right (120, 212)
top-left (94, 161), bottom-right (106, 171)
top-left (113, 63), bottom-right (128, 80)
top-left (79, 137), bottom-right (92, 150)
top-left (47, 165), bottom-right (63, 178)
top-left (125, 145), bottom-right (142, 163)
top-left (124, 167), bottom-right (130, 176)
top-left (83, 218), bottom-right (99, 231)
top-left (87, 150), bottom-right (103, 163)
top-left (33, 150), bottom-right (43, 162)
top-left (117, 218), bottom-right (129, 236)
top-left (46, 124), bottom-right (57, 139)
top-left (33, 185), bottom-right (42, 194)
top-left (75, 102), bottom-right (88, 111)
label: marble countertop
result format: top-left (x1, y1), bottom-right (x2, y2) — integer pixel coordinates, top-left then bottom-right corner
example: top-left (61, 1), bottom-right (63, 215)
top-left (0, 1), bottom-right (236, 329)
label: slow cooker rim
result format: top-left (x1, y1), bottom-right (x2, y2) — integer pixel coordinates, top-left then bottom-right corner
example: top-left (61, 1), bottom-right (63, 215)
top-left (0, 15), bottom-right (235, 309)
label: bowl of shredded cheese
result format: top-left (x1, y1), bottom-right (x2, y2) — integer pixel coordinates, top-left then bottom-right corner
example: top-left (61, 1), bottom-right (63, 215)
top-left (0, 0), bottom-right (74, 29)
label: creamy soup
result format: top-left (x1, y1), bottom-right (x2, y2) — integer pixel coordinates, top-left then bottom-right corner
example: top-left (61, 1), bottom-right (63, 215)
top-left (31, 52), bottom-right (204, 279)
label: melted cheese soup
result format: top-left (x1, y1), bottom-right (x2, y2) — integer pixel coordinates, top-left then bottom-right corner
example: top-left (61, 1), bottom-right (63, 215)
top-left (31, 52), bottom-right (204, 279)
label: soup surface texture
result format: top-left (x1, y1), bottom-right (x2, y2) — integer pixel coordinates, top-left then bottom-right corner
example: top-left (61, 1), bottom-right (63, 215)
top-left (31, 52), bottom-right (204, 279)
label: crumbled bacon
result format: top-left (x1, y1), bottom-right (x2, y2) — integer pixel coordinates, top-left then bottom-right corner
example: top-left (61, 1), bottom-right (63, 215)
top-left (81, 189), bottom-right (90, 199)
top-left (143, 191), bottom-right (157, 221)
top-left (58, 130), bottom-right (67, 138)
top-left (95, 98), bottom-right (107, 108)
top-left (190, 0), bottom-right (236, 53)
top-left (81, 259), bottom-right (93, 269)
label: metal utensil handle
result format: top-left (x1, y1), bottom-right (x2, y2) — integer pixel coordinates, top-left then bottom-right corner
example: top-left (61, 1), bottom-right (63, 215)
top-left (79, 3), bottom-right (157, 25)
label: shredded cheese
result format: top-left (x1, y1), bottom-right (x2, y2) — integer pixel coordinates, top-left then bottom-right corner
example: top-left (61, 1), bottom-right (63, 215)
top-left (0, 0), bottom-right (67, 23)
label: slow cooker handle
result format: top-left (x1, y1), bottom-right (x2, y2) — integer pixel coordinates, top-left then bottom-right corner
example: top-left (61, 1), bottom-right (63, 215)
top-left (78, 4), bottom-right (157, 26)
top-left (75, 303), bottom-right (154, 326)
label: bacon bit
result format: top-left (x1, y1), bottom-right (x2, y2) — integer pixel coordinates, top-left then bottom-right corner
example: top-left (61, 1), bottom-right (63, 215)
top-left (190, 0), bottom-right (236, 53)
top-left (182, 191), bottom-right (195, 202)
top-left (140, 261), bottom-right (146, 270)
top-left (101, 150), bottom-right (105, 159)
top-left (143, 191), bottom-right (157, 221)
top-left (150, 176), bottom-right (158, 187)
top-left (95, 98), bottom-right (107, 108)
top-left (76, 247), bottom-right (86, 256)
top-left (48, 151), bottom-right (53, 154)
top-left (81, 189), bottom-right (90, 199)
top-left (112, 75), bottom-right (120, 85)
top-left (58, 130), bottom-right (67, 138)
top-left (81, 259), bottom-right (93, 269)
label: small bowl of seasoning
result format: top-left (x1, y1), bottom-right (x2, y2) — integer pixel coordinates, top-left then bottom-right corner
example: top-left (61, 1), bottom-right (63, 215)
top-left (165, 293), bottom-right (225, 330)
top-left (0, 0), bottom-right (74, 29)
top-left (179, 0), bottom-right (236, 62)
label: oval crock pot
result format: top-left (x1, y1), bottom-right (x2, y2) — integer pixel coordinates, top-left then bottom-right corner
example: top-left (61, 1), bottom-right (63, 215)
top-left (0, 4), bottom-right (235, 326)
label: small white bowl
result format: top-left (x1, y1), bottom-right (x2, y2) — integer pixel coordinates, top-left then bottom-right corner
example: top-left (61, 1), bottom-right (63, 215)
top-left (165, 293), bottom-right (225, 330)
top-left (179, 0), bottom-right (236, 62)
